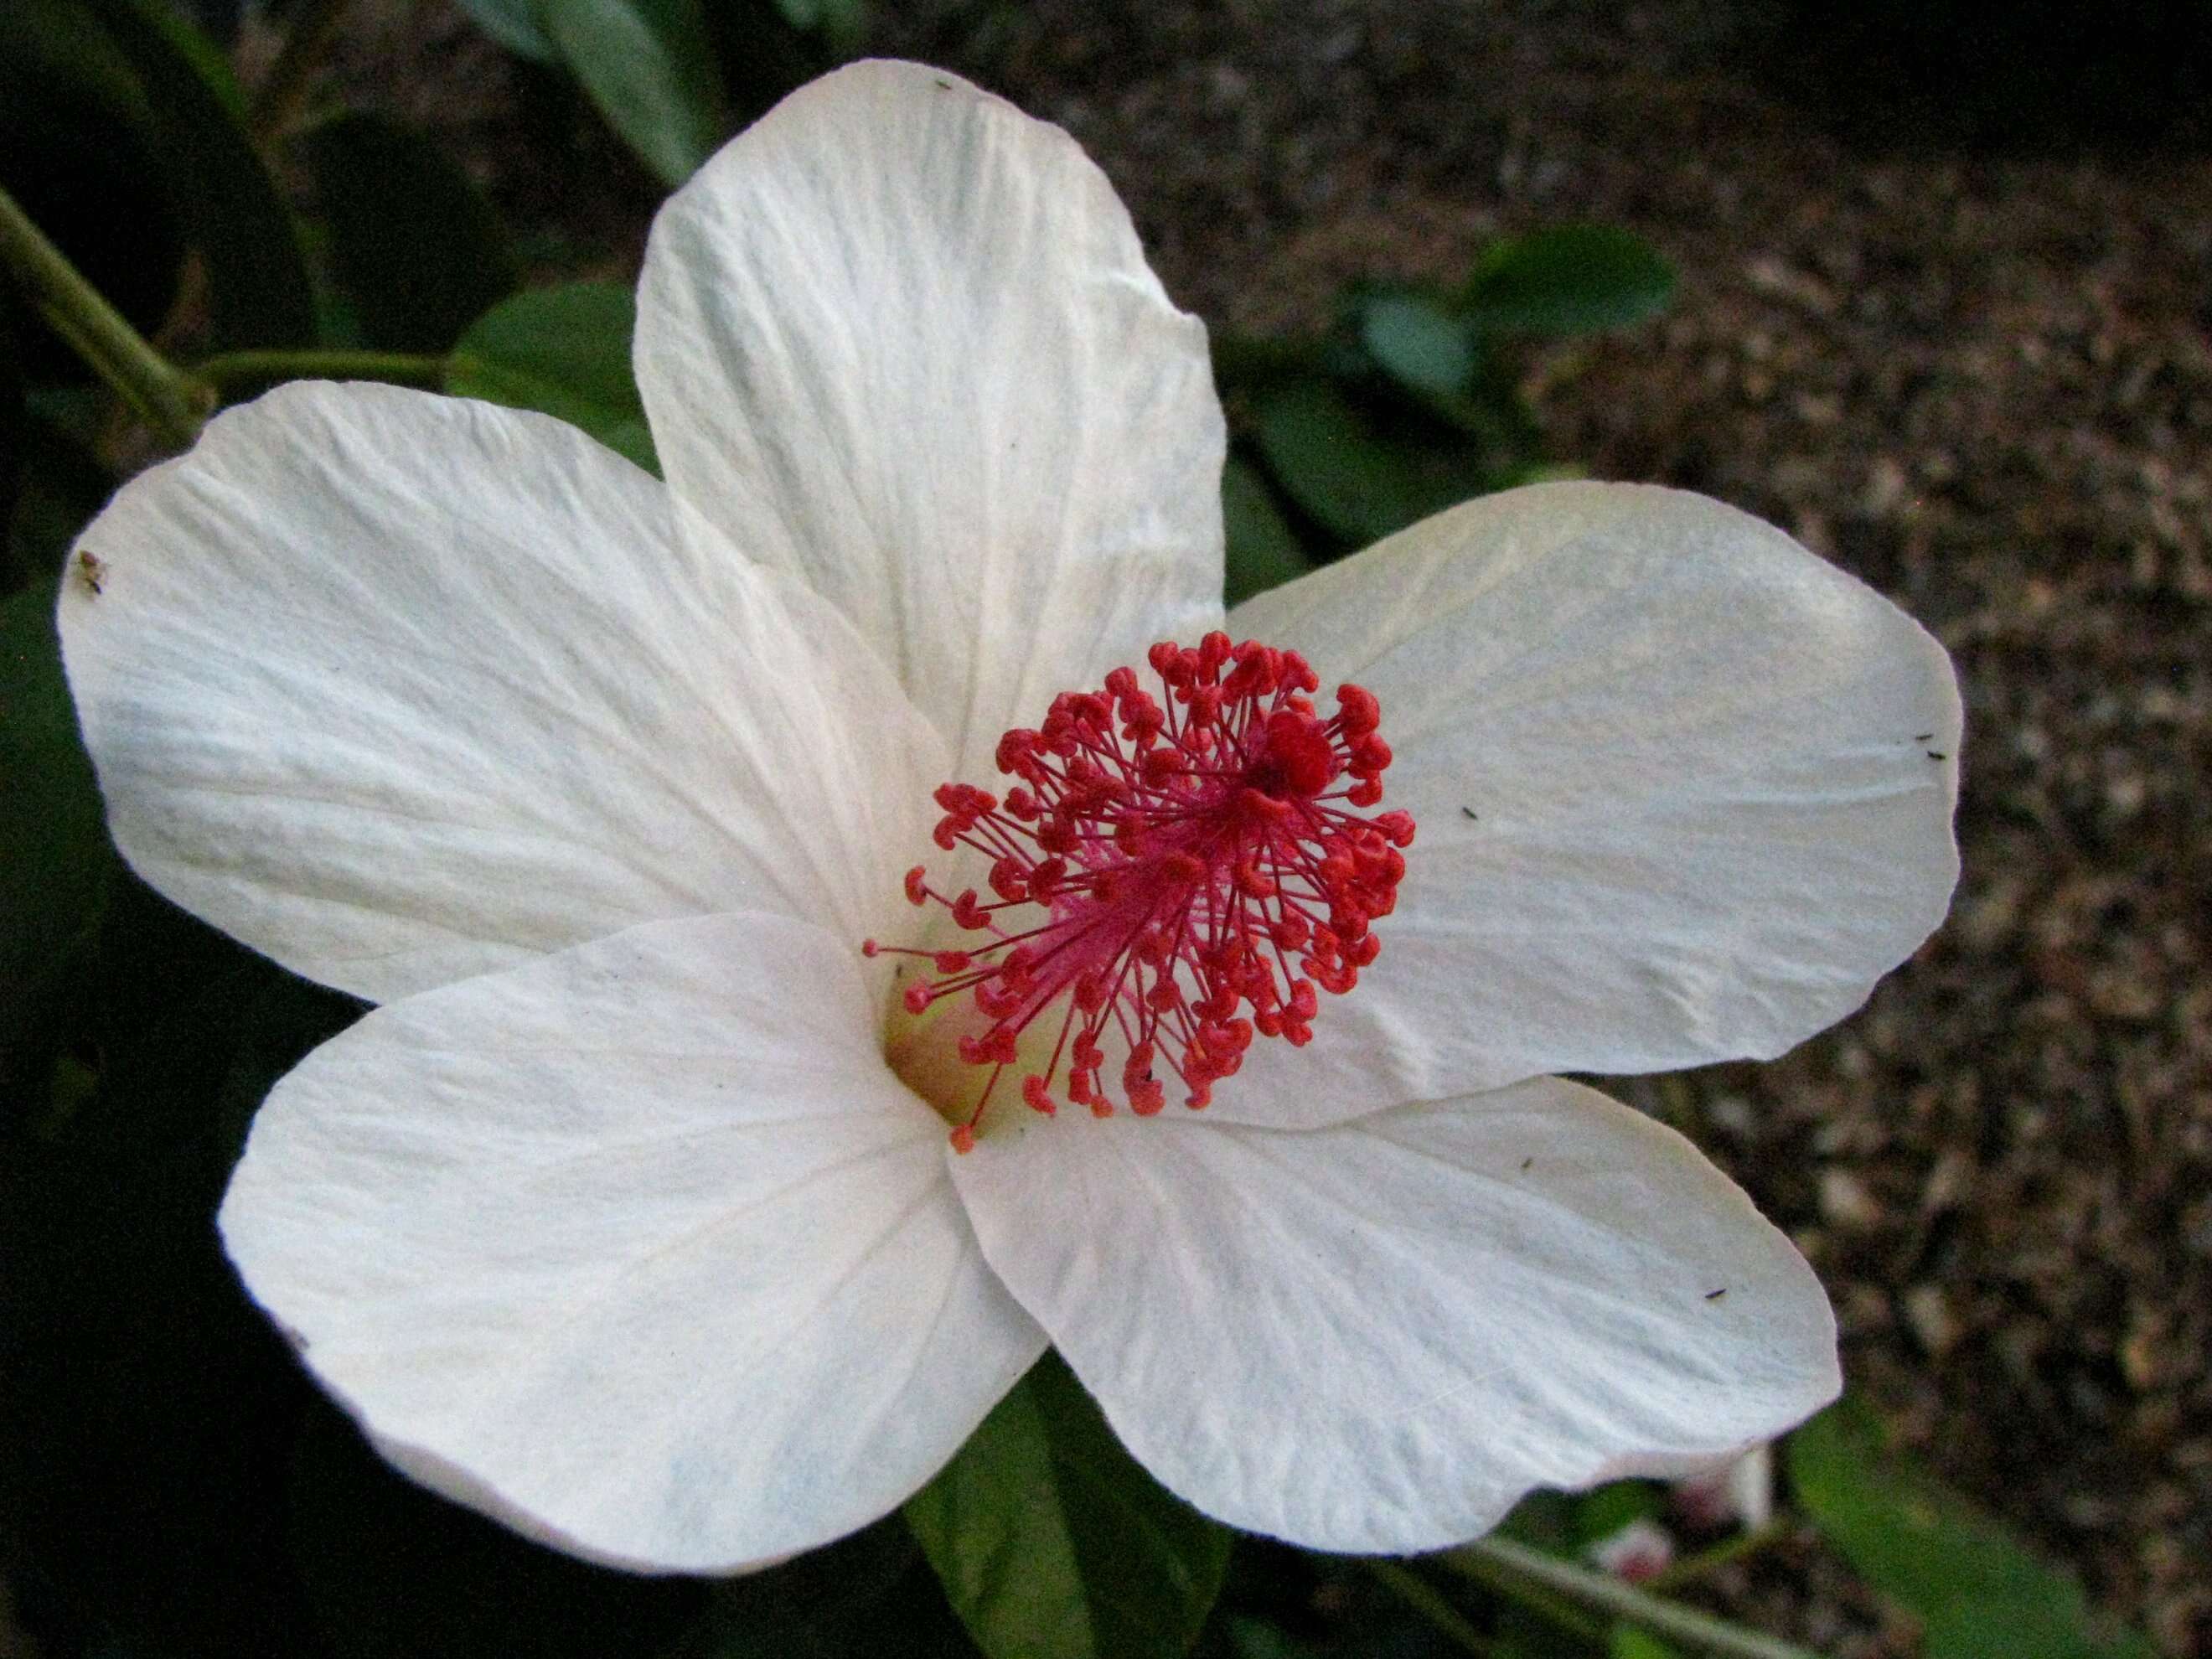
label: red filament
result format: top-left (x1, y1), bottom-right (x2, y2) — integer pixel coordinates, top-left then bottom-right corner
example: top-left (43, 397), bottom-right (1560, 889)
top-left (863, 632), bottom-right (1413, 1150)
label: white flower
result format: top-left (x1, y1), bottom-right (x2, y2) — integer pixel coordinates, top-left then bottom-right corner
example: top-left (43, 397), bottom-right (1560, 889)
top-left (57, 60), bottom-right (1961, 1574)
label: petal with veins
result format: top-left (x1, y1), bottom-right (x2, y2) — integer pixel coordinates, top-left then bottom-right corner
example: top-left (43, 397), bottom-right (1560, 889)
top-left (950, 1076), bottom-right (1837, 1554)
top-left (1217, 480), bottom-right (1961, 1127)
top-left (62, 381), bottom-right (946, 1004)
top-left (636, 60), bottom-right (1226, 779)
top-left (221, 911), bottom-right (1045, 1574)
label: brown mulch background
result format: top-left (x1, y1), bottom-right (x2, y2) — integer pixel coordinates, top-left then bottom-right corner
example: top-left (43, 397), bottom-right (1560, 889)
top-left (307, 3), bottom-right (2212, 1651)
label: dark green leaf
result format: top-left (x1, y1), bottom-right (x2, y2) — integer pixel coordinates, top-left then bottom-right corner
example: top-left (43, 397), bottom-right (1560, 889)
top-left (454, 0), bottom-right (561, 60)
top-left (1572, 1481), bottom-right (1662, 1548)
top-left (0, 0), bottom-right (188, 382)
top-left (79, 0), bottom-right (318, 349)
top-left (1788, 1397), bottom-right (2156, 1659)
top-left (286, 1397), bottom-right (705, 1659)
top-left (1357, 286), bottom-right (1479, 403)
top-left (1463, 225), bottom-right (1676, 338)
top-left (539, 0), bottom-right (731, 188)
top-left (1610, 1628), bottom-right (1687, 1659)
top-left (906, 1351), bottom-right (1232, 1659)
top-left (1221, 455), bottom-right (1311, 605)
top-left (447, 282), bottom-right (658, 472)
top-left (666, 1520), bottom-right (967, 1659)
top-left (768, 0), bottom-right (867, 52)
top-left (0, 579), bottom-right (115, 1052)
top-left (1251, 375), bottom-right (1493, 546)
top-left (302, 112), bottom-right (521, 354)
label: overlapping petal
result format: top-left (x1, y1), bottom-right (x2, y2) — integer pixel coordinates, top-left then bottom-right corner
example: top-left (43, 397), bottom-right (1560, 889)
top-left (1216, 481), bottom-right (1961, 1128)
top-left (635, 60), bottom-right (1227, 780)
top-left (220, 911), bottom-right (1046, 1573)
top-left (61, 382), bottom-right (947, 1004)
top-left (949, 1076), bottom-right (1837, 1553)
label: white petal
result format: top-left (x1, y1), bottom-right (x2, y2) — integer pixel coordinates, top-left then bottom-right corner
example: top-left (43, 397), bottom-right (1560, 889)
top-left (220, 911), bottom-right (1045, 1573)
top-left (62, 381), bottom-right (948, 1004)
top-left (949, 1078), bottom-right (1836, 1554)
top-left (635, 60), bottom-right (1227, 780)
top-left (1218, 481), bottom-right (1960, 1127)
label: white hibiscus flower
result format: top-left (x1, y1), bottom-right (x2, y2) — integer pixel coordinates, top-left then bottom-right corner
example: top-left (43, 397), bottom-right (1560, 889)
top-left (56, 60), bottom-right (1961, 1574)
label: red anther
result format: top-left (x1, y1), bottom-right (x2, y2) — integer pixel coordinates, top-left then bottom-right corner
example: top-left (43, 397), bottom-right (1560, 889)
top-left (875, 635), bottom-right (1408, 1128)
top-left (1262, 708), bottom-right (1338, 798)
top-left (1336, 683), bottom-right (1381, 737)
top-left (1140, 747), bottom-right (1184, 787)
top-left (1184, 1082), bottom-right (1213, 1110)
top-left (949, 1124), bottom-right (977, 1155)
top-left (862, 938), bottom-right (881, 957)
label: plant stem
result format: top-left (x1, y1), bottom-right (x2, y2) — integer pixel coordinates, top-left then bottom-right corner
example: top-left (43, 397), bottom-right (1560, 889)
top-left (1443, 1536), bottom-right (1828, 1659)
top-left (1646, 1522), bottom-right (1793, 1595)
top-left (1441, 1539), bottom-right (1605, 1643)
top-left (1367, 1561), bottom-right (1505, 1657)
top-left (0, 183), bottom-right (211, 446)
top-left (193, 349), bottom-right (449, 389)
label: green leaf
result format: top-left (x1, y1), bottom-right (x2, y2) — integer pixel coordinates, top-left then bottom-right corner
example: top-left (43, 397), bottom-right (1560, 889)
top-left (1462, 225), bottom-right (1676, 338)
top-left (78, 0), bottom-right (318, 349)
top-left (769, 0), bottom-right (867, 52)
top-left (1610, 1627), bottom-right (1687, 1659)
top-left (1788, 1397), bottom-right (2156, 1659)
top-left (1357, 286), bottom-right (1479, 403)
top-left (1221, 454), bottom-right (1311, 605)
top-left (302, 112), bottom-right (522, 354)
top-left (537, 0), bottom-right (731, 187)
top-left (1251, 374), bottom-right (1493, 546)
top-left (447, 282), bottom-right (658, 473)
top-left (0, 578), bottom-right (115, 1051)
top-left (455, 0), bottom-right (561, 60)
top-left (906, 1351), bottom-right (1232, 1659)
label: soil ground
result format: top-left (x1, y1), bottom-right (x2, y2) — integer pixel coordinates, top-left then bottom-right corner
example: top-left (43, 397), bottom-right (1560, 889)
top-left (306, 2), bottom-right (2212, 1651)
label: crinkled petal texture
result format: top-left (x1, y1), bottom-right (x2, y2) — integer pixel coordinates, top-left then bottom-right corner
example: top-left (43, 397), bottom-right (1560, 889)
top-left (60, 382), bottom-right (946, 1005)
top-left (1217, 481), bottom-right (1961, 1129)
top-left (220, 912), bottom-right (1046, 1574)
top-left (950, 1077), bottom-right (1837, 1553)
top-left (636, 59), bottom-right (1227, 780)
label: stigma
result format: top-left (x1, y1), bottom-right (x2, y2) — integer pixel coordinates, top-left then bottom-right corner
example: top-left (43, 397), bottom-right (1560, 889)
top-left (865, 632), bottom-right (1413, 1151)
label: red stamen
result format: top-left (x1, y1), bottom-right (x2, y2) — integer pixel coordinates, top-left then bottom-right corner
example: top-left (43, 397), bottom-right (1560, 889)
top-left (876, 633), bottom-right (1412, 1150)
